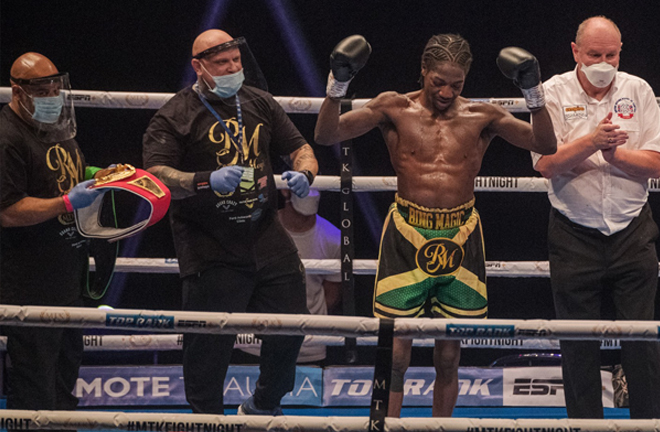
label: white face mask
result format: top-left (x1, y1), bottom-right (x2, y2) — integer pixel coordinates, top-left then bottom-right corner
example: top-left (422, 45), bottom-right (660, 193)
top-left (581, 62), bottom-right (617, 88)
top-left (290, 189), bottom-right (320, 216)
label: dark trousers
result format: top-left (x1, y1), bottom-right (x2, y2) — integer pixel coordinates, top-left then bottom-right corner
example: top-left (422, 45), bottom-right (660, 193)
top-left (549, 205), bottom-right (660, 419)
top-left (5, 326), bottom-right (83, 411)
top-left (182, 253), bottom-right (307, 414)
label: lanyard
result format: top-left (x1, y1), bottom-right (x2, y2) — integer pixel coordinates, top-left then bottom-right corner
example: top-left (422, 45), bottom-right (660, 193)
top-left (197, 89), bottom-right (245, 163)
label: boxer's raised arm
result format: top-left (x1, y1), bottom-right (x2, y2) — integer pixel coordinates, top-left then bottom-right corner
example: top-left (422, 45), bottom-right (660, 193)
top-left (315, 35), bottom-right (377, 145)
top-left (315, 93), bottom-right (396, 145)
top-left (495, 47), bottom-right (557, 155)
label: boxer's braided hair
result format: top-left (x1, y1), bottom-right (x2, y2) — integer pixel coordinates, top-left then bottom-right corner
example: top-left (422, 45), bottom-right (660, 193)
top-left (420, 34), bottom-right (472, 86)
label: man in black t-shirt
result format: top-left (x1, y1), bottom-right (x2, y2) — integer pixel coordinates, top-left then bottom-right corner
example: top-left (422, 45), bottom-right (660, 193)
top-left (143, 29), bottom-right (319, 415)
top-left (0, 52), bottom-right (102, 413)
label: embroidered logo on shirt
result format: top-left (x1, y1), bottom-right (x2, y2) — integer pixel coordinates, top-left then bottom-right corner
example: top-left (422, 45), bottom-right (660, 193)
top-left (614, 98), bottom-right (636, 119)
top-left (563, 105), bottom-right (587, 121)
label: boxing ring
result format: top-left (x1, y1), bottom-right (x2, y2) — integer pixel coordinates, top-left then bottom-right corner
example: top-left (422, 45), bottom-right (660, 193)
top-left (0, 88), bottom-right (659, 431)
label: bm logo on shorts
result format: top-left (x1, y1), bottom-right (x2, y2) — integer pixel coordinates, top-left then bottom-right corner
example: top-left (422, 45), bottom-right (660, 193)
top-left (416, 238), bottom-right (464, 277)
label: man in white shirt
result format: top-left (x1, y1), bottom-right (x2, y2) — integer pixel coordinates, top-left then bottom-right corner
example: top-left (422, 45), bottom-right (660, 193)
top-left (532, 16), bottom-right (660, 419)
top-left (280, 189), bottom-right (341, 363)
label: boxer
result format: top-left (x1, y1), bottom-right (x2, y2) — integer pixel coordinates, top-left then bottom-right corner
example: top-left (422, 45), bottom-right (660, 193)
top-left (315, 33), bottom-right (557, 417)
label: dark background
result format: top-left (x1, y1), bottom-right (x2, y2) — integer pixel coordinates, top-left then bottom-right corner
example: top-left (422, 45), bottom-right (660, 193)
top-left (2, 0), bottom-right (660, 366)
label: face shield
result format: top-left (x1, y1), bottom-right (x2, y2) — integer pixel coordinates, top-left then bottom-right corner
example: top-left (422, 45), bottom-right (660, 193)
top-left (193, 37), bottom-right (268, 103)
top-left (11, 72), bottom-right (77, 143)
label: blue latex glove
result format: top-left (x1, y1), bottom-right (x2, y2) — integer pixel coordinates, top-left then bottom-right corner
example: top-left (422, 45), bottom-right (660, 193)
top-left (210, 166), bottom-right (244, 194)
top-left (67, 179), bottom-right (104, 210)
top-left (281, 171), bottom-right (310, 198)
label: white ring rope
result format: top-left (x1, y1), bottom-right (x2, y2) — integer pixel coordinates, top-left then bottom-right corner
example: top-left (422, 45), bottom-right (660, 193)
top-left (2, 87), bottom-right (660, 114)
top-left (0, 409), bottom-right (657, 432)
top-left (0, 88), bottom-right (534, 113)
top-left (277, 175), bottom-right (555, 193)
top-left (0, 333), bottom-right (617, 352)
top-left (102, 258), bottom-right (551, 277)
top-left (101, 257), bottom-right (660, 278)
top-left (0, 305), bottom-right (657, 341)
top-left (2, 87), bottom-right (660, 115)
top-left (0, 334), bottom-right (577, 352)
top-left (280, 175), bottom-right (660, 192)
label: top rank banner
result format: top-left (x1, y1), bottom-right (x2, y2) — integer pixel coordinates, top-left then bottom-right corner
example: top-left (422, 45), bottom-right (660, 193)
top-left (323, 366), bottom-right (503, 407)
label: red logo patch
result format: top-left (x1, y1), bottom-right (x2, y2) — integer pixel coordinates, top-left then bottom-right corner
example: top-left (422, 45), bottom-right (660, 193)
top-left (614, 97), bottom-right (636, 120)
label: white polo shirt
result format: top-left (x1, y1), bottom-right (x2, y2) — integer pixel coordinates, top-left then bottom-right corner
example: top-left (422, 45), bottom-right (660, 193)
top-left (532, 68), bottom-right (660, 235)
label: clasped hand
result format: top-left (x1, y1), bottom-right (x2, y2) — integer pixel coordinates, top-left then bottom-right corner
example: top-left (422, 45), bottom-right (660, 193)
top-left (592, 112), bottom-right (628, 152)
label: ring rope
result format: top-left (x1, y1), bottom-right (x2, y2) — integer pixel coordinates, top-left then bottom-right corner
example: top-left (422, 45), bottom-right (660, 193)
top-left (3, 87), bottom-right (660, 115)
top-left (3, 87), bottom-right (660, 114)
top-left (0, 333), bottom-right (622, 352)
top-left (103, 257), bottom-right (551, 277)
top-left (0, 88), bottom-right (532, 112)
top-left (282, 175), bottom-right (660, 193)
top-left (0, 409), bottom-right (657, 432)
top-left (0, 334), bottom-right (573, 351)
top-left (0, 305), bottom-right (657, 341)
top-left (100, 257), bottom-right (660, 278)
top-left (277, 175), bottom-right (551, 192)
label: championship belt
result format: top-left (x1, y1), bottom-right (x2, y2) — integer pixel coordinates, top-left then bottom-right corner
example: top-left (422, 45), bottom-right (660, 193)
top-left (75, 164), bottom-right (171, 242)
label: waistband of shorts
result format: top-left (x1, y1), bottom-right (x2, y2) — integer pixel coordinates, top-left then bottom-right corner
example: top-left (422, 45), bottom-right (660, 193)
top-left (395, 194), bottom-right (475, 230)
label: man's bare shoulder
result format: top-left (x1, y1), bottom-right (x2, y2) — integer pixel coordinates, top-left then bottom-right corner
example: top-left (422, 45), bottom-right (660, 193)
top-left (464, 99), bottom-right (509, 118)
top-left (365, 90), bottom-right (416, 110)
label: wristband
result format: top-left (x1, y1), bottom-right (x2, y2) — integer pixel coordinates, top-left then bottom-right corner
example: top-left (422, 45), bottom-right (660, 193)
top-left (521, 83), bottom-right (546, 110)
top-left (193, 171), bottom-right (213, 193)
top-left (326, 71), bottom-right (352, 99)
top-left (300, 169), bottom-right (315, 186)
top-left (62, 195), bottom-right (74, 213)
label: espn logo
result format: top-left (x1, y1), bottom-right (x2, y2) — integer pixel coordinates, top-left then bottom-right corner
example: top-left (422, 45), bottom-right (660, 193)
top-left (512, 378), bottom-right (563, 395)
top-left (177, 319), bottom-right (207, 328)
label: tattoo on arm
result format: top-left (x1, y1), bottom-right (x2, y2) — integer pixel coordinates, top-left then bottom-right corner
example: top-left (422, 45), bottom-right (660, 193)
top-left (291, 144), bottom-right (318, 174)
top-left (147, 165), bottom-right (196, 200)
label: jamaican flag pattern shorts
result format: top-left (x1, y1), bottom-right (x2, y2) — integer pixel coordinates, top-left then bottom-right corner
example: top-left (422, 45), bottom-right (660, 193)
top-left (373, 195), bottom-right (487, 319)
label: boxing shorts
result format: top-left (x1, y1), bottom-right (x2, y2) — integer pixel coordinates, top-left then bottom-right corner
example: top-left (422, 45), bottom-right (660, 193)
top-left (373, 195), bottom-right (487, 319)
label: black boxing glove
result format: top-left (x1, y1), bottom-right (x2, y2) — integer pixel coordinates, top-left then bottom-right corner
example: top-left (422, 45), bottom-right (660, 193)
top-left (497, 47), bottom-right (545, 110)
top-left (326, 35), bottom-right (372, 99)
